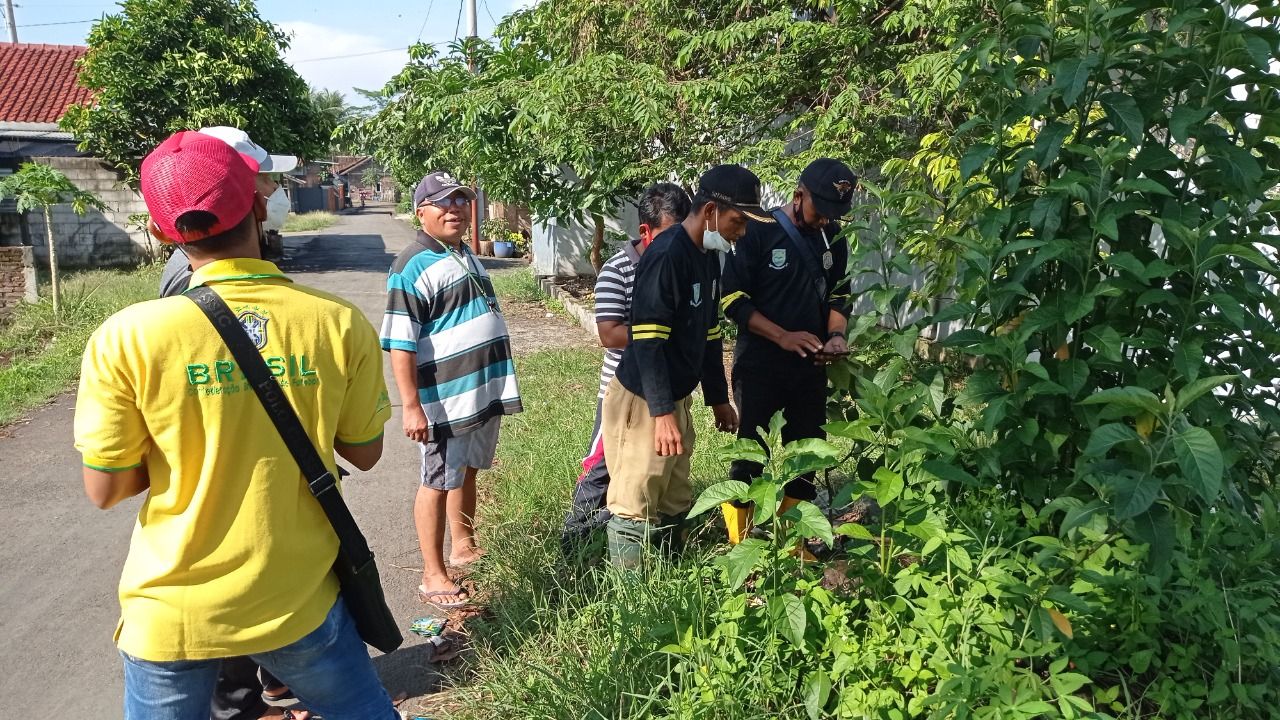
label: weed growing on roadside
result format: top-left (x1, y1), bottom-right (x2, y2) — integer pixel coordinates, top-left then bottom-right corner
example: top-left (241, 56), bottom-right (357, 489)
top-left (0, 263), bottom-right (161, 425)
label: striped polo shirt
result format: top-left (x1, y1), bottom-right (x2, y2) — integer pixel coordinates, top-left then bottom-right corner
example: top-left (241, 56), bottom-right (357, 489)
top-left (594, 240), bottom-right (640, 399)
top-left (381, 231), bottom-right (523, 438)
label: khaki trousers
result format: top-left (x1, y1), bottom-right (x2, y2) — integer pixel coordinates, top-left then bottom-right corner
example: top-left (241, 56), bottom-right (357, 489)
top-left (602, 377), bottom-right (696, 523)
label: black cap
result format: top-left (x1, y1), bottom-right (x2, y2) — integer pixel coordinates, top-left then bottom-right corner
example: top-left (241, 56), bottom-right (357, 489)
top-left (414, 171), bottom-right (476, 207)
top-left (697, 164), bottom-right (771, 223)
top-left (798, 158), bottom-right (858, 219)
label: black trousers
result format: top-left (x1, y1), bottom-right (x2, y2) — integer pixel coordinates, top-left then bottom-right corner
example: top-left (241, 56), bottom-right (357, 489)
top-left (730, 363), bottom-right (828, 501)
top-left (560, 396), bottom-right (614, 556)
top-left (211, 657), bottom-right (284, 719)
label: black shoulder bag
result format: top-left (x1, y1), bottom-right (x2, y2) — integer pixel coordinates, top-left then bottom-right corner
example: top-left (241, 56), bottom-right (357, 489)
top-left (187, 285), bottom-right (403, 655)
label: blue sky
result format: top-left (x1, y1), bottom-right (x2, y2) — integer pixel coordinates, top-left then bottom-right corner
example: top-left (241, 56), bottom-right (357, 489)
top-left (6, 0), bottom-right (528, 99)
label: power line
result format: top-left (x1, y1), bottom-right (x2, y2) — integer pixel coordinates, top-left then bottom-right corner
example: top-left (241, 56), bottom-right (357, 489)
top-left (481, 0), bottom-right (498, 26)
top-left (453, 0), bottom-right (463, 41)
top-left (416, 0), bottom-right (437, 42)
top-left (292, 46), bottom-right (412, 64)
top-left (15, 18), bottom-right (94, 27)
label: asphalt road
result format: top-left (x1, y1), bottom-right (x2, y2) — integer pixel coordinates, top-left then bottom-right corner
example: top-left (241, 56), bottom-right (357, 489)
top-left (0, 209), bottom-right (529, 717)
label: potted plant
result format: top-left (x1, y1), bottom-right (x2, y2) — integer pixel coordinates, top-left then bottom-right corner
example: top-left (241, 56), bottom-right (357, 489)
top-left (479, 217), bottom-right (510, 256)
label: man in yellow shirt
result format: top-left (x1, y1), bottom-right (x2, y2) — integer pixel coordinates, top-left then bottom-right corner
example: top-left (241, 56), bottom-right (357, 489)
top-left (73, 131), bottom-right (397, 719)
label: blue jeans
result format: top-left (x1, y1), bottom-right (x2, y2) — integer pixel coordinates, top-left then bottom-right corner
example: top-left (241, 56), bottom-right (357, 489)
top-left (122, 597), bottom-right (398, 720)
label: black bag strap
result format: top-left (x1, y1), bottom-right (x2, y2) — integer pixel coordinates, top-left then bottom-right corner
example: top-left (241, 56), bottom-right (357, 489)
top-left (771, 208), bottom-right (829, 304)
top-left (186, 285), bottom-right (374, 566)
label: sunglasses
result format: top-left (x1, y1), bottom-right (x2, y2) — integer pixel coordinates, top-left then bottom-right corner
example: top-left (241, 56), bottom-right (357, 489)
top-left (424, 196), bottom-right (472, 209)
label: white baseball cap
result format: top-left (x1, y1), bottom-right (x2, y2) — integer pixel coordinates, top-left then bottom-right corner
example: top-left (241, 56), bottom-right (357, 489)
top-left (197, 126), bottom-right (299, 173)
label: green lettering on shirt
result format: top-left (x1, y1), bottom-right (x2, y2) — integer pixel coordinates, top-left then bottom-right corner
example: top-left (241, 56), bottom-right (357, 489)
top-left (214, 360), bottom-right (236, 383)
top-left (266, 357), bottom-right (286, 377)
top-left (300, 355), bottom-right (317, 377)
top-left (187, 364), bottom-right (210, 385)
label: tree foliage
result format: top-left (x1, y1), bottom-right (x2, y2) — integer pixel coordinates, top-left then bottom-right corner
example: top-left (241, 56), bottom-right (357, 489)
top-left (360, 0), bottom-right (984, 233)
top-left (61, 0), bottom-right (334, 180)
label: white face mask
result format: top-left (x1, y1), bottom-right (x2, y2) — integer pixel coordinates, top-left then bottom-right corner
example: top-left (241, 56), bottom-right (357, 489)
top-left (702, 209), bottom-right (732, 253)
top-left (263, 186), bottom-right (290, 232)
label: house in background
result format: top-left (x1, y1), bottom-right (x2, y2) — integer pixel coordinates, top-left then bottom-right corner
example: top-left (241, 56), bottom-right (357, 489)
top-left (0, 43), bottom-right (154, 268)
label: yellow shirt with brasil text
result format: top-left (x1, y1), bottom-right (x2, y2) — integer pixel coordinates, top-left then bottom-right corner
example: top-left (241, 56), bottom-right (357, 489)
top-left (73, 259), bottom-right (391, 662)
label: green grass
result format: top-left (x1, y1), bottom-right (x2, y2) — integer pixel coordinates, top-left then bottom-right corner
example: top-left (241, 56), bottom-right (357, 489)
top-left (282, 211), bottom-right (338, 233)
top-left (0, 263), bottom-right (162, 425)
top-left (490, 266), bottom-right (547, 303)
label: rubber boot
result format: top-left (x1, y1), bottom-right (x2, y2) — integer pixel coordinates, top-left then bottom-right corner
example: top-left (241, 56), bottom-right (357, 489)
top-left (606, 516), bottom-right (654, 569)
top-left (656, 513), bottom-right (688, 558)
top-left (777, 496), bottom-right (818, 563)
top-left (721, 501), bottom-right (753, 544)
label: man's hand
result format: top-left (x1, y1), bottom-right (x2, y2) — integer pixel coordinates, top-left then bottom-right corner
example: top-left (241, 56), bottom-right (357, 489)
top-left (776, 330), bottom-right (824, 358)
top-left (403, 404), bottom-right (431, 444)
top-left (712, 403), bottom-right (739, 433)
top-left (654, 413), bottom-right (683, 457)
top-left (814, 334), bottom-right (849, 365)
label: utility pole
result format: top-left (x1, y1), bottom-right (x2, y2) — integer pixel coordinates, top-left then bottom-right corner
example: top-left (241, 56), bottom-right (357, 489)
top-left (5, 0), bottom-right (18, 43)
top-left (466, 0), bottom-right (481, 253)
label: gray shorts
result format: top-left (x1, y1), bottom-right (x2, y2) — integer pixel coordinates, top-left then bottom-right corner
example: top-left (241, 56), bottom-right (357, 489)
top-left (420, 417), bottom-right (501, 491)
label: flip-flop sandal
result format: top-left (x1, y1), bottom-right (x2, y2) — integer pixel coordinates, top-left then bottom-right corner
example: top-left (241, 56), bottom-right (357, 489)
top-left (262, 687), bottom-right (296, 703)
top-left (416, 583), bottom-right (469, 608)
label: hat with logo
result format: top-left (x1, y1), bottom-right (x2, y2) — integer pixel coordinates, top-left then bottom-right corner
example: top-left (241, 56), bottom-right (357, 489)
top-left (697, 164), bottom-right (771, 222)
top-left (414, 171), bottom-right (477, 207)
top-left (798, 158), bottom-right (859, 219)
top-left (141, 131), bottom-right (259, 244)
top-left (197, 126), bottom-right (299, 174)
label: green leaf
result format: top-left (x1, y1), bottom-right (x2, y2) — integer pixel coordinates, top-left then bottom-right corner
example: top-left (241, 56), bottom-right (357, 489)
top-left (823, 420), bottom-right (876, 442)
top-left (931, 302), bottom-right (975, 324)
top-left (1099, 92), bottom-right (1144, 144)
top-left (804, 670), bottom-right (833, 720)
top-left (1051, 672), bottom-right (1091, 695)
top-left (836, 522), bottom-right (874, 541)
top-left (1079, 386), bottom-right (1163, 416)
top-left (1206, 243), bottom-right (1276, 273)
top-left (1170, 105), bottom-right (1213, 143)
top-left (1054, 56), bottom-right (1098, 105)
top-left (785, 500), bottom-right (835, 547)
top-left (1175, 374), bottom-right (1235, 411)
top-left (960, 143), bottom-right (997, 181)
top-left (688, 480), bottom-right (750, 518)
top-left (939, 328), bottom-right (991, 348)
top-left (769, 593), bottom-right (807, 646)
top-left (715, 538), bottom-right (767, 590)
top-left (892, 325), bottom-right (921, 359)
top-left (921, 460), bottom-right (978, 487)
top-left (1112, 473), bottom-right (1161, 519)
top-left (1033, 121), bottom-right (1072, 167)
top-left (873, 466), bottom-right (905, 506)
top-left (1172, 427), bottom-right (1223, 503)
top-left (717, 439), bottom-right (768, 465)
top-left (1085, 423), bottom-right (1140, 456)
top-left (1083, 326), bottom-right (1123, 362)
top-left (1115, 177), bottom-right (1173, 196)
top-left (1060, 499), bottom-right (1107, 536)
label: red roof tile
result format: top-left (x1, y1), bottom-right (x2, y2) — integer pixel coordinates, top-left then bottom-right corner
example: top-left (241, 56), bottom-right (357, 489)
top-left (0, 43), bottom-right (92, 124)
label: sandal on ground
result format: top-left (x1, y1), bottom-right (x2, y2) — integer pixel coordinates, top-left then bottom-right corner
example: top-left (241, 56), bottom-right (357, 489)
top-left (262, 686), bottom-right (296, 703)
top-left (416, 583), bottom-right (470, 608)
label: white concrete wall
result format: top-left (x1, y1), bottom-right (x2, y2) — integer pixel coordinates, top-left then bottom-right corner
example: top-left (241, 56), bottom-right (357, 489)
top-left (531, 203), bottom-right (639, 278)
top-left (1, 157), bottom-right (152, 268)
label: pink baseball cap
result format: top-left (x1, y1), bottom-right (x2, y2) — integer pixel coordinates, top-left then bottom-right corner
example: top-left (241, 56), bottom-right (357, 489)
top-left (140, 131), bottom-right (260, 243)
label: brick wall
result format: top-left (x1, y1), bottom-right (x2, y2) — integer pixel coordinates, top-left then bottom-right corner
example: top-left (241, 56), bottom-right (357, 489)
top-left (0, 246), bottom-right (35, 320)
top-left (0, 157), bottom-right (153, 269)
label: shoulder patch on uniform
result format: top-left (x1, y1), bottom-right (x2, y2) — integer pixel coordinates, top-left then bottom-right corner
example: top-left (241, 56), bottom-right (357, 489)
top-left (770, 248), bottom-right (788, 270)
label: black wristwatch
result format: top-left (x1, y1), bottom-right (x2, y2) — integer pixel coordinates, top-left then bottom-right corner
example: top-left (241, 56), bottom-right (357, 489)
top-left (827, 330), bottom-right (845, 342)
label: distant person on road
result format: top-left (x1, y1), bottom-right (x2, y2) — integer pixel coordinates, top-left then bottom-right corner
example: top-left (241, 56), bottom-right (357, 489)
top-left (603, 165), bottom-right (768, 567)
top-left (73, 131), bottom-right (397, 720)
top-left (719, 158), bottom-right (857, 549)
top-left (559, 183), bottom-right (691, 558)
top-left (381, 171), bottom-right (523, 608)
top-left (158, 126), bottom-right (295, 298)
